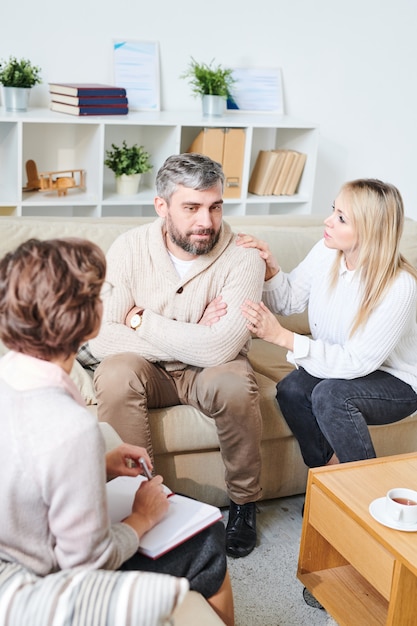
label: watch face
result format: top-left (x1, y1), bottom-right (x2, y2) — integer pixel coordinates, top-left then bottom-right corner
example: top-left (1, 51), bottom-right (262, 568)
top-left (130, 313), bottom-right (142, 329)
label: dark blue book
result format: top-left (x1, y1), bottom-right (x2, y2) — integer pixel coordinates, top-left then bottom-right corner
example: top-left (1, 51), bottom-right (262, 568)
top-left (50, 93), bottom-right (128, 106)
top-left (51, 101), bottom-right (128, 116)
top-left (48, 83), bottom-right (127, 97)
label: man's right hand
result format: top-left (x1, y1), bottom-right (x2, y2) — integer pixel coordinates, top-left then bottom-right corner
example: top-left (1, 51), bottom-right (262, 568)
top-left (198, 295), bottom-right (227, 326)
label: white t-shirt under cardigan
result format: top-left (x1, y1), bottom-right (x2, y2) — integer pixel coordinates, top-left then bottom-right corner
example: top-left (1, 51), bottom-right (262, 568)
top-left (263, 239), bottom-right (417, 392)
top-left (0, 351), bottom-right (139, 575)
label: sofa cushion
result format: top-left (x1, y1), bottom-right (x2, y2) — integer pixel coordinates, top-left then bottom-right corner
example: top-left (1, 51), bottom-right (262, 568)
top-left (150, 405), bottom-right (220, 454)
top-left (149, 368), bottom-right (295, 453)
top-left (276, 311), bottom-right (310, 335)
top-left (0, 217), bottom-right (147, 259)
top-left (400, 219), bottom-right (417, 266)
top-left (255, 372), bottom-right (293, 440)
top-left (248, 338), bottom-right (295, 386)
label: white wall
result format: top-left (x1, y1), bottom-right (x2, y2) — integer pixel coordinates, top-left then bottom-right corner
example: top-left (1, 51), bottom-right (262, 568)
top-left (2, 0), bottom-right (417, 217)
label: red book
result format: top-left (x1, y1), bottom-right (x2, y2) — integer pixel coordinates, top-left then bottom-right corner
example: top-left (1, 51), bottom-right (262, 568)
top-left (50, 93), bottom-right (128, 106)
top-left (106, 475), bottom-right (222, 559)
top-left (48, 83), bottom-right (127, 97)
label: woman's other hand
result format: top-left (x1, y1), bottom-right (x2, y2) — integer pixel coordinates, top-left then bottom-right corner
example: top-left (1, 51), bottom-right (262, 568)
top-left (106, 444), bottom-right (152, 481)
top-left (241, 300), bottom-right (294, 351)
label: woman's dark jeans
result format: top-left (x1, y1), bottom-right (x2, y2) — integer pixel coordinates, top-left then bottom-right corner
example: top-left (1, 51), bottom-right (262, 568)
top-left (277, 367), bottom-right (417, 467)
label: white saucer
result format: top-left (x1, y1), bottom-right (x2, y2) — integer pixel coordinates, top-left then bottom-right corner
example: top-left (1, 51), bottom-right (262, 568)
top-left (369, 497), bottom-right (417, 532)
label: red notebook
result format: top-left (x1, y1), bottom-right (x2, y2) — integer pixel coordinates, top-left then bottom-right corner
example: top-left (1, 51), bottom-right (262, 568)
top-left (50, 94), bottom-right (128, 106)
top-left (50, 101), bottom-right (128, 116)
top-left (106, 475), bottom-right (222, 559)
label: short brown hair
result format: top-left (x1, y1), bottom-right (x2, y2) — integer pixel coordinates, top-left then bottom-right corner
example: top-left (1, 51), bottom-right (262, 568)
top-left (0, 238), bottom-right (106, 360)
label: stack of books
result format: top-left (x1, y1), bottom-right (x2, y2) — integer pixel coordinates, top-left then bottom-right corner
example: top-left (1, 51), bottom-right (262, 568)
top-left (49, 83), bottom-right (128, 116)
top-left (248, 149), bottom-right (307, 196)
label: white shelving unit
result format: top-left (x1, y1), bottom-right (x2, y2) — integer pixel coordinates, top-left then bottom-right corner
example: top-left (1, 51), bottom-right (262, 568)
top-left (0, 108), bottom-right (319, 218)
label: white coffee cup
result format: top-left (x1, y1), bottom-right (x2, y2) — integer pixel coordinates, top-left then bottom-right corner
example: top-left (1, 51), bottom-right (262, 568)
top-left (385, 488), bottom-right (417, 524)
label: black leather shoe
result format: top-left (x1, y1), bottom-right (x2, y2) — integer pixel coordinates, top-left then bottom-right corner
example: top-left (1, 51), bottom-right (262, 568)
top-left (226, 500), bottom-right (257, 558)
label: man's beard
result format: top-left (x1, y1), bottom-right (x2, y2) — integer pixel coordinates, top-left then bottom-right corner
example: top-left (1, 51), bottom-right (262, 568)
top-left (166, 216), bottom-right (220, 255)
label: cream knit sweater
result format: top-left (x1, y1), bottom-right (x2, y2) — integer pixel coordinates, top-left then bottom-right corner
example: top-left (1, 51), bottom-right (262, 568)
top-left (89, 218), bottom-right (265, 371)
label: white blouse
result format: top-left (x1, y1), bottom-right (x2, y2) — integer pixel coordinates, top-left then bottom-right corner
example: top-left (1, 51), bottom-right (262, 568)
top-left (263, 239), bottom-right (417, 391)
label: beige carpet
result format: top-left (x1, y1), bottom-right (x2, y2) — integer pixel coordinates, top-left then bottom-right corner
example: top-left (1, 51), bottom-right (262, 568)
top-left (227, 542), bottom-right (338, 626)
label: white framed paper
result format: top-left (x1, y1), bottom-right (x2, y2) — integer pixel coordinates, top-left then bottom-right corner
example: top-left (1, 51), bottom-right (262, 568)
top-left (227, 67), bottom-right (284, 114)
top-left (113, 40), bottom-right (160, 111)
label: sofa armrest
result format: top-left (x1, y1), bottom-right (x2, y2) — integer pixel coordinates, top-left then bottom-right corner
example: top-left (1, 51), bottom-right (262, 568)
top-left (99, 422), bottom-right (123, 451)
top-left (70, 359), bottom-right (97, 405)
top-left (171, 590), bottom-right (226, 624)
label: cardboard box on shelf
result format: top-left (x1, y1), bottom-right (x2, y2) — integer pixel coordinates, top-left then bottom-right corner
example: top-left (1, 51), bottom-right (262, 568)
top-left (187, 128), bottom-right (246, 199)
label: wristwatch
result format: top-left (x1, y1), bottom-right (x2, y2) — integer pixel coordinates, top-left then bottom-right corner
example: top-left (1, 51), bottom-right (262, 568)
top-left (130, 310), bottom-right (143, 330)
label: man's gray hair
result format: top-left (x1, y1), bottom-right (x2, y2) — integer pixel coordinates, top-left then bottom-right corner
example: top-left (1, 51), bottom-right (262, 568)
top-left (156, 153), bottom-right (225, 203)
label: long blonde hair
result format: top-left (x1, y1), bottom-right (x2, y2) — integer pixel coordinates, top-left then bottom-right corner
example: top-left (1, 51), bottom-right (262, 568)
top-left (330, 179), bottom-right (417, 335)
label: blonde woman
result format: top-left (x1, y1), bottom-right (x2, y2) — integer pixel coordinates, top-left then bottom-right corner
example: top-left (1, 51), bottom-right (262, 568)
top-left (239, 179), bottom-right (417, 467)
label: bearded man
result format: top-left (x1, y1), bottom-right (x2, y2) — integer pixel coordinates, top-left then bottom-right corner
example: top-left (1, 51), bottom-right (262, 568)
top-left (88, 153), bottom-right (265, 558)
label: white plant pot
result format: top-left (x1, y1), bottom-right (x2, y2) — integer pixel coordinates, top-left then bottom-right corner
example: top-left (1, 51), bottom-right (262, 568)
top-left (116, 173), bottom-right (142, 195)
top-left (202, 95), bottom-right (225, 117)
top-left (2, 86), bottom-right (31, 112)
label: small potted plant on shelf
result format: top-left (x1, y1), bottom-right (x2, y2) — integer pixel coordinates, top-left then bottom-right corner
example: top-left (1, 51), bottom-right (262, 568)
top-left (0, 56), bottom-right (42, 112)
top-left (104, 140), bottom-right (153, 195)
top-left (181, 57), bottom-right (235, 117)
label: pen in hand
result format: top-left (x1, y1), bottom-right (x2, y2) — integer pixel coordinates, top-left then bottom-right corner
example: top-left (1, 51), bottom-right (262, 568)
top-left (139, 457), bottom-right (174, 498)
top-left (139, 457), bottom-right (153, 480)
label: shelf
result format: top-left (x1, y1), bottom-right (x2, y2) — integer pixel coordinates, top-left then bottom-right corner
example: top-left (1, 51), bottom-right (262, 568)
top-left (0, 108), bottom-right (319, 217)
top-left (299, 566), bottom-right (388, 626)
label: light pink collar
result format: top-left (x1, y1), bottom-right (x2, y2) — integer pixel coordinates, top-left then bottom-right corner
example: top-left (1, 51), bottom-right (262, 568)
top-left (0, 351), bottom-right (85, 407)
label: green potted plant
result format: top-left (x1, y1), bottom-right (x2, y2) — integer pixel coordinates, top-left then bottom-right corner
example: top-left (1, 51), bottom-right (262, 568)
top-left (104, 140), bottom-right (153, 195)
top-left (181, 57), bottom-right (235, 116)
top-left (0, 56), bottom-right (42, 112)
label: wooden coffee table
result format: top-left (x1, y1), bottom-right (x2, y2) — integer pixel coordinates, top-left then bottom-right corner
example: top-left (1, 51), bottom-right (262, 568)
top-left (298, 452), bottom-right (417, 625)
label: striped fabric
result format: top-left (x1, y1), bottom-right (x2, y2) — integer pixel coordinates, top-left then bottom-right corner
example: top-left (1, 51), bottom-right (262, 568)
top-left (0, 560), bottom-right (189, 626)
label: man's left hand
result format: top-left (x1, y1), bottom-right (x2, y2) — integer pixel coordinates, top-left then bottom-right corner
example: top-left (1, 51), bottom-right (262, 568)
top-left (198, 295), bottom-right (227, 326)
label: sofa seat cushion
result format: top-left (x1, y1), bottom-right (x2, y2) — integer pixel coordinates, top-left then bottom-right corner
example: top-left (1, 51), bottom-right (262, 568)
top-left (148, 370), bottom-right (292, 457)
top-left (370, 413), bottom-right (417, 456)
top-left (256, 373), bottom-right (293, 440)
top-left (248, 338), bottom-right (295, 385)
top-left (149, 405), bottom-right (220, 454)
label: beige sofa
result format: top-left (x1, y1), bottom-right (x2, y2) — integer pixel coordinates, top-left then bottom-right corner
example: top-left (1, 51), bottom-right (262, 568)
top-left (2, 214), bottom-right (417, 511)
